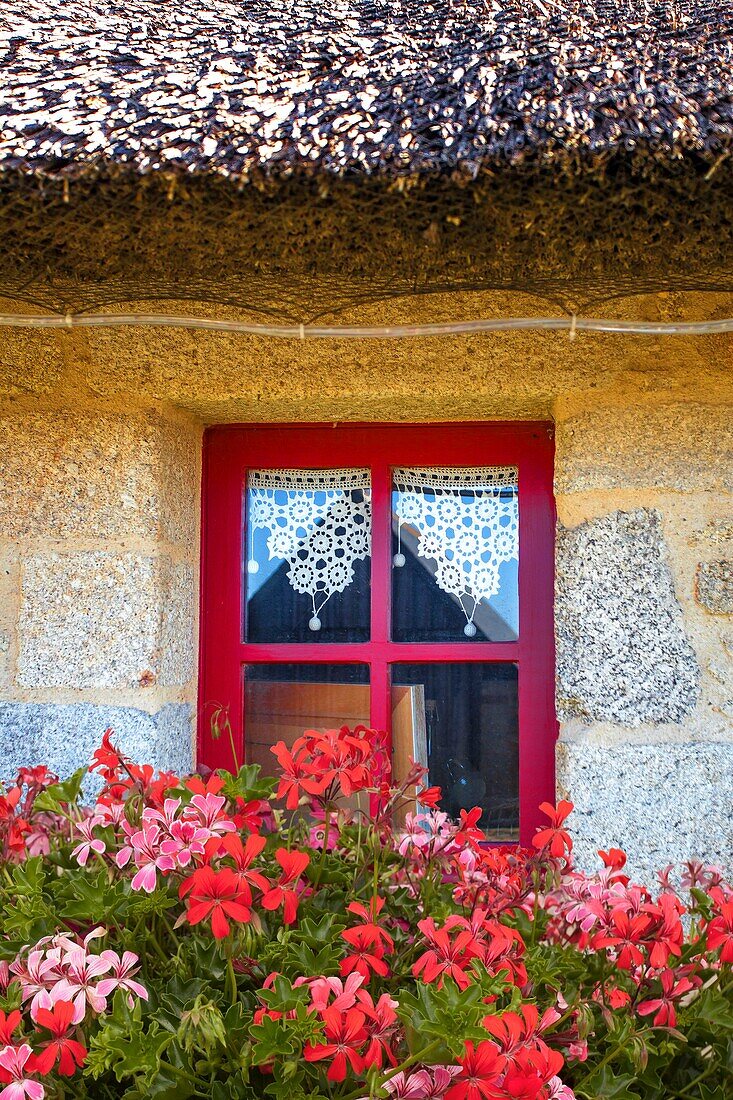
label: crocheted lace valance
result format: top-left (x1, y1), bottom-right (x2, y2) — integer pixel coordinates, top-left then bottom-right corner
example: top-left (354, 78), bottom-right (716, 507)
top-left (247, 468), bottom-right (371, 631)
top-left (392, 466), bottom-right (519, 636)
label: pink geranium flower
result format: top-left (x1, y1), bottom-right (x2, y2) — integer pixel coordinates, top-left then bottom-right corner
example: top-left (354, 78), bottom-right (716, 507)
top-left (184, 793), bottom-right (236, 836)
top-left (383, 1068), bottom-right (461, 1100)
top-left (52, 949), bottom-right (112, 1017)
top-left (160, 819), bottom-right (209, 868)
top-left (97, 952), bottom-right (148, 1006)
top-left (308, 973), bottom-right (364, 1014)
top-left (94, 800), bottom-right (126, 827)
top-left (142, 797), bottom-right (182, 831)
top-left (10, 951), bottom-right (61, 1017)
top-left (546, 1078), bottom-right (576, 1100)
top-left (71, 816), bottom-right (106, 867)
top-left (0, 1044), bottom-right (44, 1100)
top-left (116, 824), bottom-right (175, 892)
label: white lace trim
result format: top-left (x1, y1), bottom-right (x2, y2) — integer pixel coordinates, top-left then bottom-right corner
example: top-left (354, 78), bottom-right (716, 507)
top-left (247, 468), bottom-right (371, 630)
top-left (393, 466), bottom-right (518, 636)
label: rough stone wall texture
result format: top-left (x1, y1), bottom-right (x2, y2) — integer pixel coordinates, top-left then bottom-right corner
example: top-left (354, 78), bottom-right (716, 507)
top-left (1, 288), bottom-right (733, 880)
top-left (555, 510), bottom-right (700, 725)
top-left (0, 356), bottom-right (202, 782)
top-left (555, 395), bottom-right (733, 881)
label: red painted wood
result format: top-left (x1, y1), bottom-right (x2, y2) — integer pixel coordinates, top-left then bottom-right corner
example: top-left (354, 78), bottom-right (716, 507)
top-left (237, 643), bottom-right (520, 662)
top-left (199, 422), bottom-right (556, 839)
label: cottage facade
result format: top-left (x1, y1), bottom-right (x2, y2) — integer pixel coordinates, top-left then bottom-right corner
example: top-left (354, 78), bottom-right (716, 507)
top-left (0, 0), bottom-right (732, 880)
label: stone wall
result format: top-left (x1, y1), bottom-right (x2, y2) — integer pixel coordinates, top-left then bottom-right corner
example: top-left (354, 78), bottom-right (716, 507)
top-left (1, 300), bottom-right (732, 880)
top-left (0, 365), bottom-right (202, 783)
top-left (554, 400), bottom-right (733, 882)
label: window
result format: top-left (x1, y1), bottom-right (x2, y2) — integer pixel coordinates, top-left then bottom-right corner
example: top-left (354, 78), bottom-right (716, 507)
top-left (199, 423), bottom-right (556, 844)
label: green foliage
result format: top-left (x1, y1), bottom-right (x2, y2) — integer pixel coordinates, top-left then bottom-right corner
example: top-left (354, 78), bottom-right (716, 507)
top-left (2, 734), bottom-right (733, 1100)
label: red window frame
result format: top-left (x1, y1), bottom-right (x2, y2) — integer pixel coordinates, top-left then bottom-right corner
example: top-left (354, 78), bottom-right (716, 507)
top-left (198, 422), bottom-right (556, 846)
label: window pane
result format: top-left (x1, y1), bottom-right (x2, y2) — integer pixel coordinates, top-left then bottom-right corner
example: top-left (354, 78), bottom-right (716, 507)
top-left (392, 467), bottom-right (518, 642)
top-left (244, 663), bottom-right (370, 778)
top-left (391, 663), bottom-right (518, 840)
top-left (245, 469), bottom-right (371, 642)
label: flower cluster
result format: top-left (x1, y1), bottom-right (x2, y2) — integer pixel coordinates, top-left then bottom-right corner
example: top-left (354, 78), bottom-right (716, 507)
top-left (0, 725), bottom-right (732, 1100)
top-left (272, 723), bottom-right (389, 810)
top-left (0, 929), bottom-right (146, 1098)
top-left (0, 768), bottom-right (59, 863)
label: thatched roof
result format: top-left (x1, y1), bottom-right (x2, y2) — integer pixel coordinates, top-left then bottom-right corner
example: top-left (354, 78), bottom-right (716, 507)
top-left (0, 0), bottom-right (731, 181)
top-left (0, 1), bottom-right (731, 318)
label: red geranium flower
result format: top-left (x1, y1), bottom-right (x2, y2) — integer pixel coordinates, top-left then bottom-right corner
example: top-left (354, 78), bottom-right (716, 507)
top-left (270, 742), bottom-right (328, 809)
top-left (706, 894), bottom-right (733, 964)
top-left (185, 773), bottom-right (226, 797)
top-left (501, 1046), bottom-right (564, 1099)
top-left (180, 866), bottom-right (252, 939)
top-left (357, 990), bottom-right (399, 1069)
top-left (89, 729), bottom-right (124, 781)
top-left (413, 916), bottom-right (485, 990)
top-left (417, 785), bottom-right (442, 809)
top-left (341, 897), bottom-right (394, 979)
top-left (637, 969), bottom-right (695, 1028)
top-left (482, 1005), bottom-right (557, 1055)
top-left (220, 832), bottom-right (270, 898)
top-left (445, 1040), bottom-right (505, 1100)
top-left (233, 798), bottom-right (270, 833)
top-left (261, 848), bottom-right (310, 924)
top-left (455, 807), bottom-right (485, 849)
top-left (0, 1008), bottom-right (21, 1046)
top-left (32, 1000), bottom-right (88, 1077)
top-left (532, 801), bottom-right (574, 858)
top-left (340, 927), bottom-right (390, 981)
top-left (592, 909), bottom-right (651, 970)
top-left (599, 848), bottom-right (627, 873)
top-left (303, 1006), bottom-right (368, 1081)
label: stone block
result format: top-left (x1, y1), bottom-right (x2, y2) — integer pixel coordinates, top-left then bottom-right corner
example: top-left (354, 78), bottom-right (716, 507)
top-left (0, 702), bottom-right (194, 787)
top-left (696, 560), bottom-right (733, 614)
top-left (557, 739), bottom-right (733, 882)
top-left (0, 408), bottom-right (199, 549)
top-left (19, 552), bottom-right (195, 689)
top-left (556, 509), bottom-right (699, 724)
top-left (556, 404), bottom-right (733, 493)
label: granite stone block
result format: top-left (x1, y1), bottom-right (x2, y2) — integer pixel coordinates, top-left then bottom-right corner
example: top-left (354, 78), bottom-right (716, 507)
top-left (557, 739), bottom-right (733, 883)
top-left (0, 702), bottom-right (194, 786)
top-left (19, 552), bottom-right (195, 689)
top-left (0, 408), bottom-right (199, 548)
top-left (556, 509), bottom-right (699, 724)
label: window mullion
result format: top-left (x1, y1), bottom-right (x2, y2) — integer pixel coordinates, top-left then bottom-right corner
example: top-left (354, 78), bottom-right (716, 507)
top-left (370, 464), bottom-right (393, 756)
top-left (370, 464), bottom-right (392, 647)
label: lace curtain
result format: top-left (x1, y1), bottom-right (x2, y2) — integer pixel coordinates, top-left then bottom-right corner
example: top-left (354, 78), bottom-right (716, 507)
top-left (247, 469), bottom-right (371, 631)
top-left (393, 466), bottom-right (519, 636)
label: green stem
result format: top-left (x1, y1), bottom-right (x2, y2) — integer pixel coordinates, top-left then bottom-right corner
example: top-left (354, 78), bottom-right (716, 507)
top-left (313, 810), bottom-right (332, 886)
top-left (227, 721), bottom-right (241, 775)
top-left (148, 928), bottom-right (169, 965)
top-left (162, 1060), bottom-right (210, 1099)
top-left (227, 954), bottom-right (238, 1008)
top-left (529, 869), bottom-right (541, 947)
top-left (667, 1060), bottom-right (725, 1099)
top-left (574, 1043), bottom-right (625, 1095)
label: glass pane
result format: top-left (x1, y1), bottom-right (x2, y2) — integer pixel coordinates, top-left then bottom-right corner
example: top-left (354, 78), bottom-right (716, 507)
top-left (244, 664), bottom-right (370, 779)
top-left (391, 663), bottom-right (518, 840)
top-left (392, 467), bottom-right (518, 642)
top-left (245, 469), bottom-right (371, 643)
